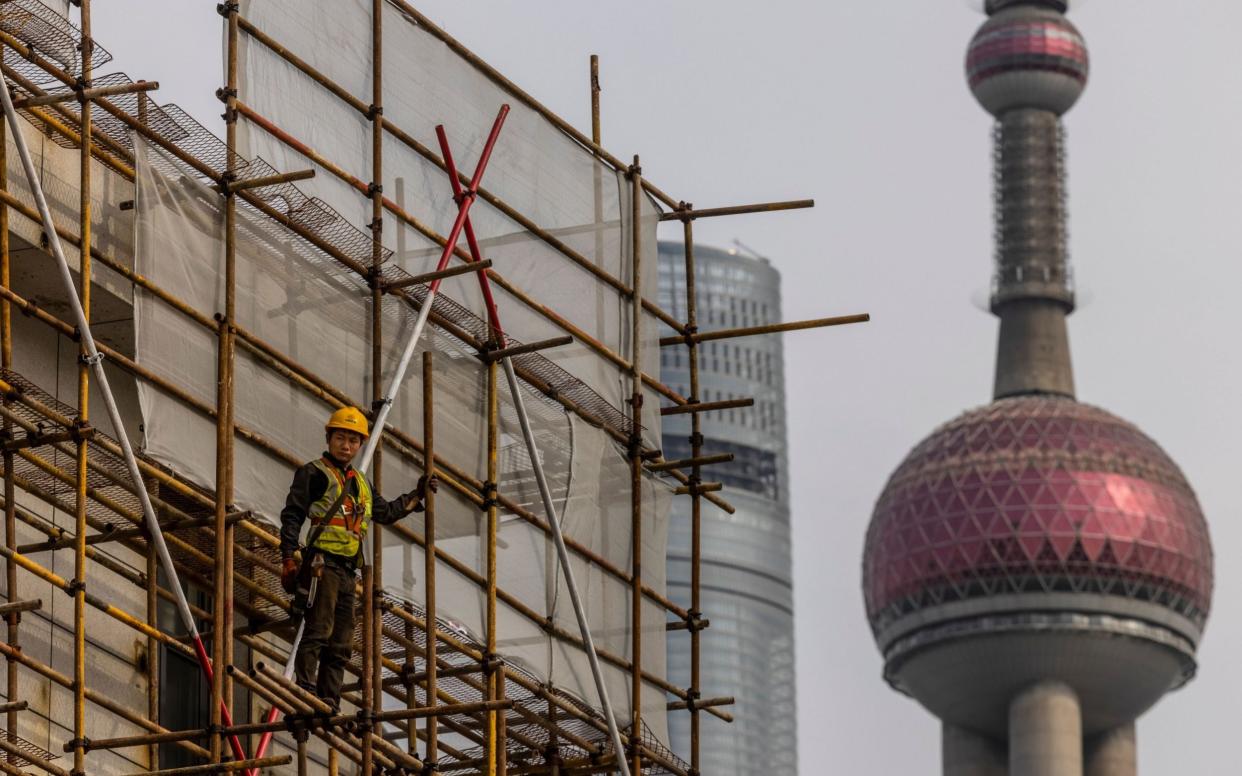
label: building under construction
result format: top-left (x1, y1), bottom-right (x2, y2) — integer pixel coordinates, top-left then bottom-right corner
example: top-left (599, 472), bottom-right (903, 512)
top-left (0, 1), bottom-right (864, 774)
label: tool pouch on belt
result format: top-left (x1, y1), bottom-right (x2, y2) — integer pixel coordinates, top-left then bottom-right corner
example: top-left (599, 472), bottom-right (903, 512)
top-left (289, 552), bottom-right (325, 620)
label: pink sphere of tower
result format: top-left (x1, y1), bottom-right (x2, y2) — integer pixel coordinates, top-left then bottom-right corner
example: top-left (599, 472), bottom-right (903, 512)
top-left (863, 397), bottom-right (1213, 738)
top-left (865, 397), bottom-right (1213, 636)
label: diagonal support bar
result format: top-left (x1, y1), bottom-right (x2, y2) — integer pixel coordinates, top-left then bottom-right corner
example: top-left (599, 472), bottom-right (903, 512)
top-left (0, 74), bottom-right (250, 765)
top-left (500, 356), bottom-right (634, 776)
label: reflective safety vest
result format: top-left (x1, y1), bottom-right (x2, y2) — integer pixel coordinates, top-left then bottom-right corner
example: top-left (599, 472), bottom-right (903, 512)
top-left (308, 457), bottom-right (373, 559)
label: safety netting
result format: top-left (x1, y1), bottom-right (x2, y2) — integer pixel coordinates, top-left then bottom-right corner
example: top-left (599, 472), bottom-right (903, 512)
top-left (130, 0), bottom-right (673, 751)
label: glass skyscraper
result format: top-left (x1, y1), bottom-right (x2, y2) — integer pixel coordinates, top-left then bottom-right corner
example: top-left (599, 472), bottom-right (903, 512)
top-left (658, 241), bottom-right (796, 776)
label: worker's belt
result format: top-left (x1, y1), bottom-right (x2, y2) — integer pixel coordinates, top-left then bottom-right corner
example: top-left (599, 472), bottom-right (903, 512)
top-left (314, 548), bottom-right (359, 574)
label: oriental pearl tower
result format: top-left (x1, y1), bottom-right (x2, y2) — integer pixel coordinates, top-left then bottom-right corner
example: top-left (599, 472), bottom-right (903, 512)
top-left (862, 2), bottom-right (1215, 775)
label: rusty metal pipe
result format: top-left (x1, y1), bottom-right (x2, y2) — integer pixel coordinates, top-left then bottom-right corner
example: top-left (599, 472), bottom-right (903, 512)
top-left (382, 259), bottom-right (493, 289)
top-left (659, 313), bottom-right (870, 346)
top-left (646, 453), bottom-right (733, 472)
top-left (658, 198), bottom-right (814, 222)
top-left (11, 79), bottom-right (159, 109)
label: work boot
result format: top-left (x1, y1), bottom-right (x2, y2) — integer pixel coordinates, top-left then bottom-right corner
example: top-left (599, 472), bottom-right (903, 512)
top-left (320, 695), bottom-right (341, 714)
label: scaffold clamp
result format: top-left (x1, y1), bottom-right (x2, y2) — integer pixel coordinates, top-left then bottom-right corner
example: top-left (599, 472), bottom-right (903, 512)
top-left (480, 480), bottom-right (498, 510)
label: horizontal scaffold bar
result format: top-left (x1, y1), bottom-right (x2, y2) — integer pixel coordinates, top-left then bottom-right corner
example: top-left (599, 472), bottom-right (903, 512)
top-left (123, 755), bottom-right (291, 776)
top-left (661, 198), bottom-right (815, 222)
top-left (0, 600), bottom-right (40, 617)
top-left (213, 167), bottom-right (315, 193)
top-left (382, 258), bottom-right (493, 289)
top-left (660, 398), bottom-right (754, 416)
top-left (667, 695), bottom-right (736, 719)
top-left (659, 313), bottom-right (870, 346)
top-left (12, 79), bottom-right (159, 109)
top-left (646, 453), bottom-right (733, 472)
top-left (673, 482), bottom-right (722, 496)
top-left (2, 427), bottom-right (86, 451)
top-left (480, 335), bottom-right (573, 362)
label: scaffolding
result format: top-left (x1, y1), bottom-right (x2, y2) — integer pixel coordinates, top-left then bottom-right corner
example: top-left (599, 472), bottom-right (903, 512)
top-left (0, 1), bottom-right (867, 775)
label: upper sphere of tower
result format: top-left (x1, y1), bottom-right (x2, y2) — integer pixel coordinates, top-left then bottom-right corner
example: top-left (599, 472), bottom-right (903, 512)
top-left (967, 5), bottom-right (1089, 117)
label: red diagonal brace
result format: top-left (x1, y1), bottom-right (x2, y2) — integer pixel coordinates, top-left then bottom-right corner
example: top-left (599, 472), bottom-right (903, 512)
top-left (435, 124), bottom-right (507, 347)
top-left (424, 105), bottom-right (510, 318)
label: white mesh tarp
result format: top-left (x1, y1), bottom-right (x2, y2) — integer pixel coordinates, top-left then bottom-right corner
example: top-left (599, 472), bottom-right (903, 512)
top-left (133, 0), bottom-right (673, 734)
top-left (235, 0), bottom-right (664, 435)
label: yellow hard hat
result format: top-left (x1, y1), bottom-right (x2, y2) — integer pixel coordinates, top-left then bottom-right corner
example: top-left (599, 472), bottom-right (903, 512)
top-left (326, 406), bottom-right (370, 438)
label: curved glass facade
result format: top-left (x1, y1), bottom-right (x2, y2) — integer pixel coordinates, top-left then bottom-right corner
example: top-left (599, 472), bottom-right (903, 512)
top-left (658, 241), bottom-right (796, 776)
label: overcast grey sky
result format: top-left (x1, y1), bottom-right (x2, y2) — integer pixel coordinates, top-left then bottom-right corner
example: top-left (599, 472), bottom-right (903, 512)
top-left (90, 1), bottom-right (1241, 773)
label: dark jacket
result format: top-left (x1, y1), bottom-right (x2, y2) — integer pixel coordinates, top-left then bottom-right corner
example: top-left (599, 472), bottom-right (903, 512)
top-left (279, 452), bottom-right (408, 559)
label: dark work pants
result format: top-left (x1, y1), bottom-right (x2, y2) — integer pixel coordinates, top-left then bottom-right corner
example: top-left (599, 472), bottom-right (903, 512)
top-left (293, 561), bottom-right (357, 705)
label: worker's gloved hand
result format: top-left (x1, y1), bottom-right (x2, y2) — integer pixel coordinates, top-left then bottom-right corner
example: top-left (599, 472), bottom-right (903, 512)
top-left (281, 557), bottom-right (300, 594)
top-left (420, 474), bottom-right (439, 497)
top-left (401, 474), bottom-right (439, 514)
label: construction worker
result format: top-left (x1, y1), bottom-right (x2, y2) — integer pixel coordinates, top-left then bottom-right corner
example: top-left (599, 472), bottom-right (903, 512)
top-left (279, 406), bottom-right (437, 709)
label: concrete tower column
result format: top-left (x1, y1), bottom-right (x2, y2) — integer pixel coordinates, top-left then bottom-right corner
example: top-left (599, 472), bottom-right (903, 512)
top-left (1085, 724), bottom-right (1136, 776)
top-left (994, 298), bottom-right (1074, 399)
top-left (944, 723), bottom-right (1007, 776)
top-left (1009, 682), bottom-right (1082, 776)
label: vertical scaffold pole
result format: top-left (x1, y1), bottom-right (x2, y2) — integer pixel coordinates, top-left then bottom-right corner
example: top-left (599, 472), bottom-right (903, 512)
top-left (214, 0), bottom-right (241, 765)
top-left (72, 5), bottom-right (93, 772)
top-left (136, 88), bottom-right (160, 774)
top-left (0, 23), bottom-right (249, 771)
top-left (422, 351), bottom-right (439, 765)
top-left (682, 211), bottom-right (703, 776)
top-left (590, 55), bottom-right (601, 146)
top-left (628, 155), bottom-right (645, 776)
top-left (485, 360), bottom-right (500, 776)
top-left (362, 2), bottom-right (385, 774)
top-left (0, 33), bottom-right (15, 772)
